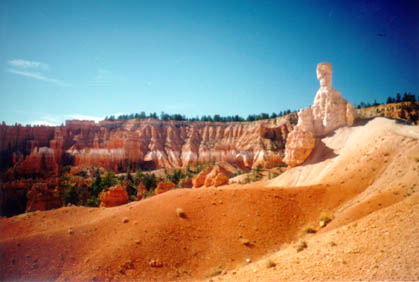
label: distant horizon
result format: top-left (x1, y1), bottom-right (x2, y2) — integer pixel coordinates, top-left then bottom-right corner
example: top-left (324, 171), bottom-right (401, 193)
top-left (3, 93), bottom-right (417, 127)
top-left (1, 0), bottom-right (417, 126)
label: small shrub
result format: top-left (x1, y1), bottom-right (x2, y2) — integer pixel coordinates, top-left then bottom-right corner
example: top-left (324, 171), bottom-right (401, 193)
top-left (235, 169), bottom-right (243, 176)
top-left (305, 227), bottom-right (317, 234)
top-left (206, 266), bottom-right (223, 278)
top-left (252, 173), bottom-right (263, 182)
top-left (319, 215), bottom-right (332, 227)
top-left (296, 241), bottom-right (307, 252)
top-left (240, 238), bottom-right (252, 246)
top-left (265, 259), bottom-right (276, 268)
top-left (243, 174), bottom-right (251, 184)
top-left (143, 173), bottom-right (158, 190)
top-left (143, 190), bottom-right (155, 199)
top-left (255, 164), bottom-right (263, 175)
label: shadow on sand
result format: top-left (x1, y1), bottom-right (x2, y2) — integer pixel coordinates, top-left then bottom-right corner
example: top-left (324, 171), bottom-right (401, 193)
top-left (302, 137), bottom-right (337, 167)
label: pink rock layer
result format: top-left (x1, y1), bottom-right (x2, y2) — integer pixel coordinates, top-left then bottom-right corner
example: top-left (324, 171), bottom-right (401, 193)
top-left (1, 117), bottom-right (294, 176)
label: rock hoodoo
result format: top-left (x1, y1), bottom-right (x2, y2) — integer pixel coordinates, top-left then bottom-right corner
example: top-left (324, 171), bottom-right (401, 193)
top-left (284, 63), bottom-right (356, 167)
top-left (155, 182), bottom-right (176, 194)
top-left (26, 183), bottom-right (61, 212)
top-left (99, 184), bottom-right (129, 207)
top-left (192, 165), bottom-right (231, 188)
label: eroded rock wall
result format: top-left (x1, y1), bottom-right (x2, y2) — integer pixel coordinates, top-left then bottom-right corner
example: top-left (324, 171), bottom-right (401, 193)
top-left (0, 117), bottom-right (294, 176)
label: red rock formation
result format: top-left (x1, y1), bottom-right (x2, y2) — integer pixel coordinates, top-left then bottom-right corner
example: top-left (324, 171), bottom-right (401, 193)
top-left (193, 165), bottom-right (231, 188)
top-left (192, 166), bottom-right (213, 188)
top-left (204, 165), bottom-right (230, 187)
top-left (155, 182), bottom-right (176, 194)
top-left (99, 184), bottom-right (129, 207)
top-left (179, 177), bottom-right (193, 188)
top-left (1, 117), bottom-right (293, 175)
top-left (214, 172), bottom-right (229, 187)
top-left (26, 183), bottom-right (61, 212)
top-left (0, 123), bottom-right (55, 171)
top-left (14, 147), bottom-right (58, 177)
top-left (1, 101), bottom-right (416, 178)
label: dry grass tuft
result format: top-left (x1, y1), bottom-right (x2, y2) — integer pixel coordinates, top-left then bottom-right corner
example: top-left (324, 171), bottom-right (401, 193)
top-left (296, 241), bottom-right (307, 252)
top-left (319, 215), bottom-right (333, 227)
top-left (265, 259), bottom-right (276, 268)
top-left (305, 227), bottom-right (317, 234)
top-left (206, 266), bottom-right (223, 278)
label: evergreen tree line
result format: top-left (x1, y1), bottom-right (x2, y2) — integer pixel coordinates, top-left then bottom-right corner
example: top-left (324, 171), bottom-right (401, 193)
top-left (104, 110), bottom-right (295, 122)
top-left (356, 92), bottom-right (417, 109)
top-left (104, 92), bottom-right (416, 121)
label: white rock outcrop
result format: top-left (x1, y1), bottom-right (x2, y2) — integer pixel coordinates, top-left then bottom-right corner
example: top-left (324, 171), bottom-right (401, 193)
top-left (284, 62), bottom-right (356, 167)
top-left (283, 127), bottom-right (315, 167)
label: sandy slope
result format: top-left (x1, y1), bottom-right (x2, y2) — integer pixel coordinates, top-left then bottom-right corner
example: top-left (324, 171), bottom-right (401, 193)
top-left (218, 192), bottom-right (419, 281)
top-left (1, 117), bottom-right (418, 281)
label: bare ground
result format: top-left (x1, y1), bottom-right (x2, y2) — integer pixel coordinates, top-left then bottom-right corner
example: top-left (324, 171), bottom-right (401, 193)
top-left (1, 117), bottom-right (418, 281)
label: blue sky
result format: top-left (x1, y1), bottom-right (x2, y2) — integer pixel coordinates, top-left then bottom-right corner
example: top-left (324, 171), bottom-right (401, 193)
top-left (0, 0), bottom-right (417, 125)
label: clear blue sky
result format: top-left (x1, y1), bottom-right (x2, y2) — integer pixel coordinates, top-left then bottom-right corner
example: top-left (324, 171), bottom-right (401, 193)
top-left (0, 0), bottom-right (417, 125)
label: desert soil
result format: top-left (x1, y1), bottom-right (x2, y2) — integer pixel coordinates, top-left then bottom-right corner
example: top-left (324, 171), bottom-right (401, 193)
top-left (1, 117), bottom-right (418, 281)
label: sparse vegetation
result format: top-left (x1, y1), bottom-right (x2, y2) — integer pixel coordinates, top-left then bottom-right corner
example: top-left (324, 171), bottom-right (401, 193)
top-left (206, 266), bottom-right (223, 278)
top-left (265, 259), bottom-right (276, 268)
top-left (239, 238), bottom-right (252, 246)
top-left (105, 110), bottom-right (297, 123)
top-left (141, 172), bottom-right (158, 191)
top-left (356, 92), bottom-right (417, 109)
top-left (164, 168), bottom-right (186, 185)
top-left (296, 240), bottom-right (307, 252)
top-left (305, 227), bottom-right (317, 234)
top-left (319, 215), bottom-right (333, 227)
top-left (86, 169), bottom-right (119, 206)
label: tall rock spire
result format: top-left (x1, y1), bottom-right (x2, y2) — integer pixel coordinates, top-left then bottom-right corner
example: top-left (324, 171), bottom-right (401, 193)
top-left (283, 63), bottom-right (356, 167)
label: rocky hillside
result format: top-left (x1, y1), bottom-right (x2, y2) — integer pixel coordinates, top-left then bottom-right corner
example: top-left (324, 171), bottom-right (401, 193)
top-left (1, 117), bottom-right (417, 281)
top-left (356, 101), bottom-right (418, 124)
top-left (1, 102), bottom-right (416, 178)
top-left (0, 116), bottom-right (296, 177)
